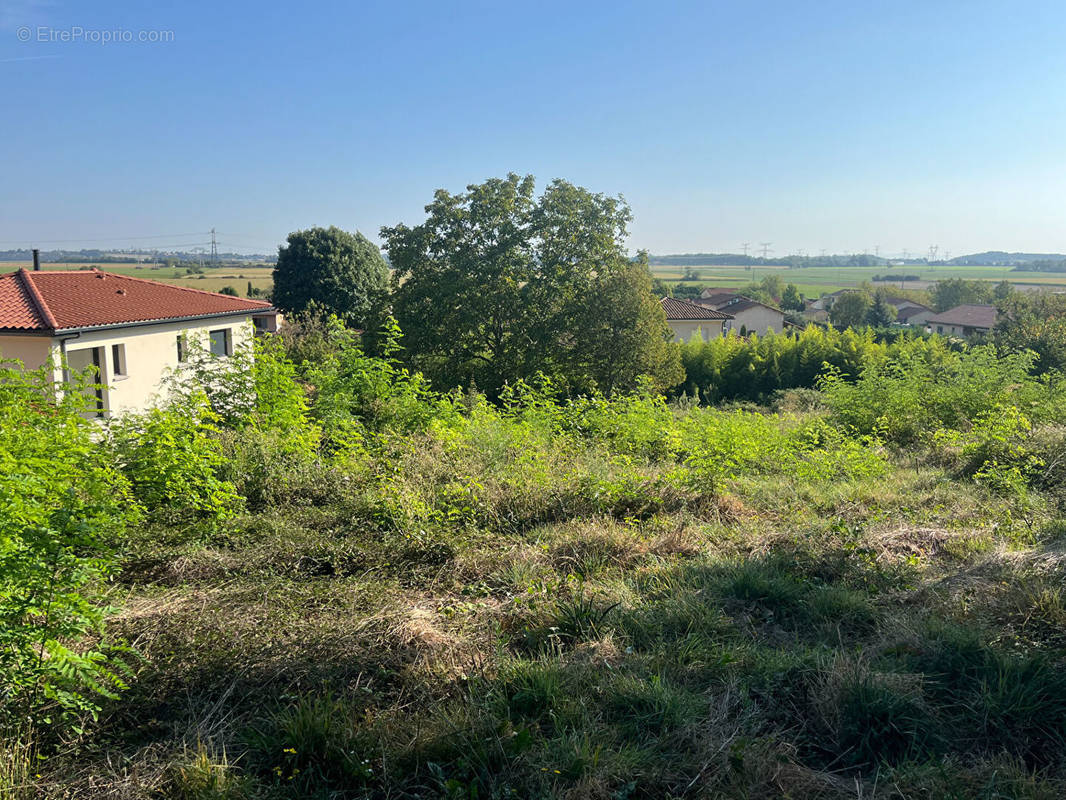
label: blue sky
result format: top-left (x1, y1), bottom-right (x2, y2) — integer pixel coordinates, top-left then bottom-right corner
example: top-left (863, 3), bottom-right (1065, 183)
top-left (2, 0), bottom-right (1066, 256)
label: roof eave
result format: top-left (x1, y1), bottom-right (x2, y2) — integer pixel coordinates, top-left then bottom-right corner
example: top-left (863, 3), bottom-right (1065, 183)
top-left (52, 306), bottom-right (276, 335)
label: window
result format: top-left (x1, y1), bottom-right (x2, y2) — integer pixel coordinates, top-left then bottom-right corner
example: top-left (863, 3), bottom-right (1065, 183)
top-left (176, 334), bottom-right (187, 362)
top-left (111, 343), bottom-right (127, 377)
top-left (209, 328), bottom-right (232, 357)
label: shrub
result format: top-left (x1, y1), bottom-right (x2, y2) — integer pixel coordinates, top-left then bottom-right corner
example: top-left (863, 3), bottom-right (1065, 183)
top-left (820, 343), bottom-right (1043, 444)
top-left (109, 394), bottom-right (242, 525)
top-left (0, 362), bottom-right (140, 728)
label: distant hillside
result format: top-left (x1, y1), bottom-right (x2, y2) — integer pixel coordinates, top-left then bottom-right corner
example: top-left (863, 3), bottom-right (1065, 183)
top-left (948, 251), bottom-right (1066, 266)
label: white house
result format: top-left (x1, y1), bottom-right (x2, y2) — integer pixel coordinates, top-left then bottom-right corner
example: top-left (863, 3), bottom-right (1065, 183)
top-left (660, 296), bottom-right (733, 342)
top-left (895, 304), bottom-right (934, 327)
top-left (0, 267), bottom-right (277, 416)
top-left (925, 304), bottom-right (998, 338)
top-left (697, 292), bottom-right (785, 336)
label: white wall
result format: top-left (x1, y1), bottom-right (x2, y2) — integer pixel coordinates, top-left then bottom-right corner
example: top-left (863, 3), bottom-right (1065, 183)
top-left (0, 335), bottom-right (53, 370)
top-left (928, 322), bottom-right (989, 337)
top-left (667, 319), bottom-right (724, 342)
top-left (63, 315), bottom-right (257, 416)
top-left (730, 306), bottom-right (784, 336)
top-left (901, 310), bottom-right (933, 327)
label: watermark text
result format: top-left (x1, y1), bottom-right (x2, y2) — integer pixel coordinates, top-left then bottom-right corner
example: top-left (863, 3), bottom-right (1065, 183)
top-left (16, 26), bottom-right (175, 44)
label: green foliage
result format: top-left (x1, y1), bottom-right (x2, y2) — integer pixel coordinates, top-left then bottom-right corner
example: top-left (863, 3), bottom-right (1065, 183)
top-left (866, 288), bottom-right (898, 327)
top-left (171, 741), bottom-right (246, 800)
top-left (109, 394), bottom-right (242, 525)
top-left (383, 174), bottom-right (680, 395)
top-left (309, 315), bottom-right (447, 440)
top-left (930, 278), bottom-right (992, 312)
top-left (995, 291), bottom-right (1066, 374)
top-left (935, 404), bottom-right (1044, 496)
top-left (166, 328), bottom-right (320, 457)
top-left (272, 226), bottom-right (389, 328)
top-left (0, 362), bottom-right (139, 728)
top-left (780, 283), bottom-right (804, 311)
top-left (678, 324), bottom-right (892, 403)
top-left (829, 290), bottom-right (871, 329)
top-left (820, 342), bottom-right (1044, 444)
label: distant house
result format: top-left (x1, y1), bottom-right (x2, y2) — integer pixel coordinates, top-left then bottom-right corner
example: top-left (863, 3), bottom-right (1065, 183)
top-left (807, 289), bottom-right (848, 311)
top-left (895, 303), bottom-right (934, 327)
top-left (696, 292), bottom-right (785, 336)
top-left (660, 296), bottom-right (733, 342)
top-left (882, 295), bottom-right (927, 314)
top-left (925, 304), bottom-right (998, 337)
top-left (0, 267), bottom-right (277, 417)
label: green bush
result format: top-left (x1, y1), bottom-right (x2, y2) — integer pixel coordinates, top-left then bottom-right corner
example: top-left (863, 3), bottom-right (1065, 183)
top-left (109, 394), bottom-right (242, 525)
top-left (678, 325), bottom-right (894, 403)
top-left (0, 362), bottom-right (140, 728)
top-left (820, 343), bottom-right (1045, 444)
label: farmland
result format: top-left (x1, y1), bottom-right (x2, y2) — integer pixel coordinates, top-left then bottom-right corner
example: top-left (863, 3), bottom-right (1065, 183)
top-left (652, 263), bottom-right (1066, 297)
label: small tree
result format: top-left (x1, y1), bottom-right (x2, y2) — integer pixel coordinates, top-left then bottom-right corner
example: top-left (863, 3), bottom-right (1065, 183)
top-left (866, 289), bottom-right (898, 327)
top-left (781, 283), bottom-right (805, 311)
top-left (0, 361), bottom-right (140, 729)
top-left (272, 227), bottom-right (389, 328)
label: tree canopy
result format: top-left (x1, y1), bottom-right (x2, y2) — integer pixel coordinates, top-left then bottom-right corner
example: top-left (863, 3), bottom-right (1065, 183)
top-left (829, 291), bottom-right (872, 329)
top-left (272, 226), bottom-right (389, 328)
top-left (781, 283), bottom-right (804, 311)
top-left (929, 278), bottom-right (992, 312)
top-left (382, 174), bottom-right (681, 395)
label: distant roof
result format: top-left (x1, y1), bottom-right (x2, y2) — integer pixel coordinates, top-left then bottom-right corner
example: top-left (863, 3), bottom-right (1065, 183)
top-left (698, 292), bottom-right (738, 308)
top-left (661, 296), bottom-right (733, 321)
top-left (723, 297), bottom-right (784, 315)
top-left (699, 291), bottom-right (783, 316)
top-left (0, 268), bottom-right (273, 333)
top-left (896, 304), bottom-right (932, 320)
top-left (699, 286), bottom-right (741, 298)
top-left (926, 304), bottom-right (998, 329)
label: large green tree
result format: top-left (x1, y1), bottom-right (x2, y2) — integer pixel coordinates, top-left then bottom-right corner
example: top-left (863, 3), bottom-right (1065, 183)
top-left (929, 278), bottom-right (992, 312)
top-left (272, 226), bottom-right (388, 328)
top-left (829, 291), bottom-right (872, 329)
top-left (995, 292), bottom-right (1066, 374)
top-left (382, 174), bottom-right (681, 395)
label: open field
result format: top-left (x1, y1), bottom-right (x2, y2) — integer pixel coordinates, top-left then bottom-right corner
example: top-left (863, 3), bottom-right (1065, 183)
top-left (0, 261), bottom-right (275, 295)
top-left (652, 264), bottom-right (1066, 296)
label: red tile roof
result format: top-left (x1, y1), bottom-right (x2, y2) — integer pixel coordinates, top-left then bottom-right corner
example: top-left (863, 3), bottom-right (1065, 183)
top-left (0, 269), bottom-right (272, 332)
top-left (660, 296), bottom-right (733, 321)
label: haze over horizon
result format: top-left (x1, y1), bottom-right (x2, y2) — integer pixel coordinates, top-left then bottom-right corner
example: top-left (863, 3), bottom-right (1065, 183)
top-left (3, 0), bottom-right (1066, 257)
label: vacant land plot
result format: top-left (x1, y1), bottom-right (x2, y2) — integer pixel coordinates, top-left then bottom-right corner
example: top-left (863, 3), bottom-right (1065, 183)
top-left (21, 340), bottom-right (1066, 799)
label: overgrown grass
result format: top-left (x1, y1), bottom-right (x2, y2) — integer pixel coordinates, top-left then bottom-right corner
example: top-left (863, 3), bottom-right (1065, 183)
top-left (12, 335), bottom-right (1066, 798)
